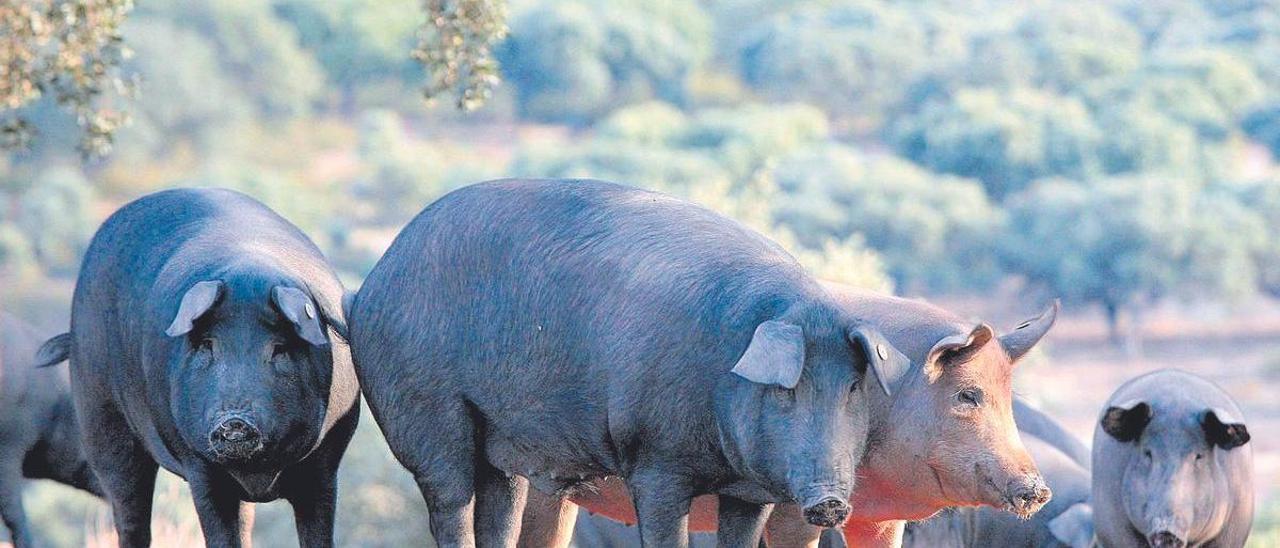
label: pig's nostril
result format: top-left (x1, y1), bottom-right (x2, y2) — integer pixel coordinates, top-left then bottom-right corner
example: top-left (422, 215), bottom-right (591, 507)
top-left (802, 498), bottom-right (851, 528)
top-left (1020, 484), bottom-right (1051, 505)
top-left (209, 416), bottom-right (262, 456)
top-left (1149, 531), bottom-right (1185, 548)
top-left (219, 418), bottom-right (251, 441)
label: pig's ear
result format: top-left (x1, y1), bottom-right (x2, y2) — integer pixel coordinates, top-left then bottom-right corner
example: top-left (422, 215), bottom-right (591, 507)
top-left (924, 323), bottom-right (994, 381)
top-left (165, 281), bottom-right (224, 337)
top-left (272, 286), bottom-right (330, 347)
top-left (731, 320), bottom-right (804, 389)
top-left (1101, 400), bottom-right (1151, 442)
top-left (999, 300), bottom-right (1059, 363)
top-left (1048, 502), bottom-right (1095, 548)
top-left (1202, 408), bottom-right (1250, 450)
top-left (847, 326), bottom-right (910, 396)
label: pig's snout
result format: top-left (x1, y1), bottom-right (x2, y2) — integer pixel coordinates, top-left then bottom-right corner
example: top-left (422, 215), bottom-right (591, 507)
top-left (1006, 475), bottom-right (1052, 518)
top-left (1148, 531), bottom-right (1186, 548)
top-left (802, 497), bottom-right (851, 528)
top-left (209, 415), bottom-right (263, 461)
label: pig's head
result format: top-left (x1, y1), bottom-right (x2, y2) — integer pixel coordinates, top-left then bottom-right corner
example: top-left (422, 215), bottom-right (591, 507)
top-left (714, 309), bottom-right (910, 529)
top-left (1099, 398), bottom-right (1250, 548)
top-left (163, 273), bottom-right (347, 491)
top-left (863, 302), bottom-right (1058, 520)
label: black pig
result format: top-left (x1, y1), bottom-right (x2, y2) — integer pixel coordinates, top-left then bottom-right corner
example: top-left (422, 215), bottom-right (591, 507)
top-left (37, 188), bottom-right (359, 548)
top-left (0, 313), bottom-right (101, 547)
top-left (350, 179), bottom-right (909, 547)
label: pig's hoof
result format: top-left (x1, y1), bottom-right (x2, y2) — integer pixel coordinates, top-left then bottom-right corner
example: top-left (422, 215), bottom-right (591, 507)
top-left (802, 498), bottom-right (851, 528)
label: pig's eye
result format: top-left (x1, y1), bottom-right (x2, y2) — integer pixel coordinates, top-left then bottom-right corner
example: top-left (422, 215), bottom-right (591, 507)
top-left (1143, 449), bottom-right (1153, 460)
top-left (1195, 453), bottom-right (1204, 461)
top-left (957, 388), bottom-right (983, 407)
top-left (271, 344), bottom-right (288, 360)
top-left (196, 338), bottom-right (214, 352)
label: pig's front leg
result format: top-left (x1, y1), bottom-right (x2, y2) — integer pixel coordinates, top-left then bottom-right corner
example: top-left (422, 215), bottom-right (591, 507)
top-left (189, 466), bottom-right (254, 548)
top-left (716, 495), bottom-right (772, 547)
top-left (841, 519), bottom-right (904, 548)
top-left (628, 467), bottom-right (695, 547)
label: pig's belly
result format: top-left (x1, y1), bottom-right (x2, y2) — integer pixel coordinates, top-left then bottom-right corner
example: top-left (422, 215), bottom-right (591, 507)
top-left (571, 477), bottom-right (721, 531)
top-left (483, 428), bottom-right (615, 494)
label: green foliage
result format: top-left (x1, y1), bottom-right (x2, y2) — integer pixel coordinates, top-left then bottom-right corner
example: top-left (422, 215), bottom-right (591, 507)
top-left (512, 101), bottom-right (894, 292)
top-left (1083, 48), bottom-right (1265, 142)
top-left (13, 166), bottom-right (96, 275)
top-left (1243, 103), bottom-right (1280, 156)
top-left (683, 174), bottom-right (894, 293)
top-left (272, 0), bottom-right (421, 91)
top-left (890, 87), bottom-right (1103, 199)
top-left (135, 0), bottom-right (325, 119)
top-left (0, 0), bottom-right (134, 156)
top-left (351, 110), bottom-right (447, 225)
top-left (114, 17), bottom-right (250, 156)
top-left (735, 1), bottom-right (932, 122)
top-left (499, 0), bottom-right (711, 123)
top-left (771, 145), bottom-right (1002, 291)
top-left (1012, 2), bottom-right (1144, 91)
top-left (0, 222), bottom-right (37, 280)
top-left (415, 0), bottom-right (508, 111)
top-left (1231, 179), bottom-right (1280, 296)
top-left (1001, 176), bottom-right (1264, 314)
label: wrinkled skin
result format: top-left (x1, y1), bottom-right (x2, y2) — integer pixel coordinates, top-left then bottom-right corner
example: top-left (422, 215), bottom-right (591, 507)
top-left (519, 283), bottom-right (1057, 548)
top-left (904, 425), bottom-right (1094, 548)
top-left (1092, 370), bottom-right (1253, 548)
top-left (0, 313), bottom-right (102, 548)
top-left (42, 188), bottom-right (360, 548)
top-left (351, 179), bottom-right (911, 548)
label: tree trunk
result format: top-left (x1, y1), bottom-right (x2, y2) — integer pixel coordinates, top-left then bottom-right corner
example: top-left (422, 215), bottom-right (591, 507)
top-left (1104, 301), bottom-right (1121, 347)
top-left (1123, 303), bottom-right (1145, 360)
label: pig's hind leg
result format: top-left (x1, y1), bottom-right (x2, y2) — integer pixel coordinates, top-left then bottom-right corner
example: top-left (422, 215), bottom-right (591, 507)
top-left (0, 439), bottom-right (35, 548)
top-left (473, 462), bottom-right (530, 548)
top-left (401, 396), bottom-right (481, 548)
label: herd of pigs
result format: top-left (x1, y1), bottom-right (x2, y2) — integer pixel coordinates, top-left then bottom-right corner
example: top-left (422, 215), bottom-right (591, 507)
top-left (0, 179), bottom-right (1256, 548)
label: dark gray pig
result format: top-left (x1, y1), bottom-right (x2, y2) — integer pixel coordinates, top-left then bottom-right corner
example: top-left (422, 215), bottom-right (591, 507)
top-left (37, 188), bottom-right (360, 548)
top-left (1092, 369), bottom-right (1252, 548)
top-left (0, 313), bottom-right (101, 547)
top-left (350, 179), bottom-right (911, 548)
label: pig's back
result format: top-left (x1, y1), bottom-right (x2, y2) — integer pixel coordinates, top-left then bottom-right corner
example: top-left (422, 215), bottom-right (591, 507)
top-left (352, 179), bottom-right (818, 470)
top-left (72, 188), bottom-right (340, 358)
top-left (0, 313), bottom-right (63, 439)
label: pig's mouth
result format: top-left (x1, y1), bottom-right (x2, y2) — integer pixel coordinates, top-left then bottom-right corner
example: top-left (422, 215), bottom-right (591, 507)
top-left (975, 465), bottom-right (1050, 519)
top-left (209, 438), bottom-right (265, 463)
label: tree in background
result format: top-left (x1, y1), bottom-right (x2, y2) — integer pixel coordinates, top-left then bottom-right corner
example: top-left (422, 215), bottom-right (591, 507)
top-left (11, 165), bottom-right (96, 275)
top-left (771, 145), bottom-right (1003, 292)
top-left (498, 0), bottom-right (710, 124)
top-left (889, 87), bottom-right (1103, 199)
top-left (735, 1), bottom-right (936, 125)
top-left (1, 0), bottom-right (133, 156)
top-left (272, 0), bottom-right (422, 106)
top-left (1001, 176), bottom-right (1264, 350)
top-left (415, 0), bottom-right (507, 111)
top-left (1243, 102), bottom-right (1280, 158)
top-left (146, 0), bottom-right (325, 119)
top-left (111, 17), bottom-right (250, 159)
